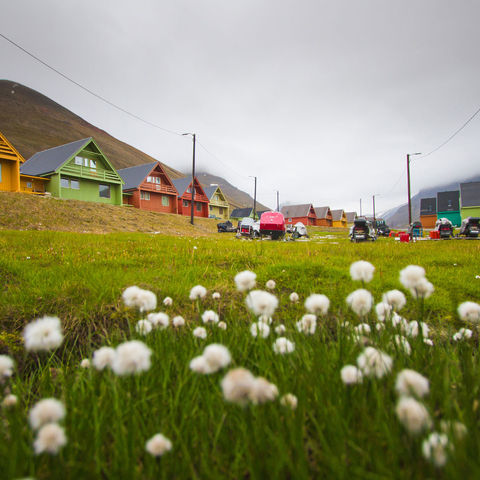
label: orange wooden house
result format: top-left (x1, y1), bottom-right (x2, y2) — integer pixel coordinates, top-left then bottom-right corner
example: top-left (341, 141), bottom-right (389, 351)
top-left (314, 206), bottom-right (333, 227)
top-left (172, 177), bottom-right (209, 217)
top-left (281, 204), bottom-right (317, 226)
top-left (0, 131), bottom-right (46, 194)
top-left (118, 161), bottom-right (178, 213)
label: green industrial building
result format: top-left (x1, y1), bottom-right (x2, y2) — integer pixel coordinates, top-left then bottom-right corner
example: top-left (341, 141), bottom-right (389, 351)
top-left (460, 181), bottom-right (480, 219)
top-left (436, 190), bottom-right (461, 226)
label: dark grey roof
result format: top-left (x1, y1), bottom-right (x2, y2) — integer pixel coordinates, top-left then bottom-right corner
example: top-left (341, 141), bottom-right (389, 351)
top-left (203, 186), bottom-right (219, 200)
top-left (420, 197), bottom-right (437, 215)
top-left (437, 190), bottom-right (460, 212)
top-left (117, 162), bottom-right (157, 191)
top-left (345, 212), bottom-right (357, 223)
top-left (172, 177), bottom-right (193, 196)
top-left (230, 207), bottom-right (253, 218)
top-left (280, 204), bottom-right (314, 218)
top-left (20, 138), bottom-right (91, 176)
top-left (314, 206), bottom-right (331, 219)
top-left (331, 209), bottom-right (345, 221)
top-left (460, 181), bottom-right (480, 207)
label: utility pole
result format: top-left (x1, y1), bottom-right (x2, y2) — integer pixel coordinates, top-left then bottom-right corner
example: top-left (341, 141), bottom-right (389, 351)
top-left (249, 176), bottom-right (257, 219)
top-left (407, 152), bottom-right (421, 225)
top-left (372, 195), bottom-right (376, 230)
top-left (276, 191), bottom-right (279, 212)
top-left (183, 133), bottom-right (196, 225)
top-left (359, 198), bottom-right (362, 217)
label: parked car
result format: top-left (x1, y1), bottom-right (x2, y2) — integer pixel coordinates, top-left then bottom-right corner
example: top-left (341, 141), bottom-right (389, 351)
top-left (459, 217), bottom-right (480, 238)
top-left (375, 218), bottom-right (391, 237)
top-left (238, 217), bottom-right (260, 238)
top-left (434, 217), bottom-right (453, 239)
top-left (260, 212), bottom-right (285, 240)
top-left (349, 218), bottom-right (376, 242)
top-left (217, 220), bottom-right (237, 233)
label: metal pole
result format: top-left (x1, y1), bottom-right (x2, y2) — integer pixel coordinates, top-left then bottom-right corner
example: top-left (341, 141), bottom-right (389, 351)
top-left (407, 154), bottom-right (412, 225)
top-left (373, 195), bottom-right (376, 231)
top-left (253, 177), bottom-right (257, 219)
top-left (359, 198), bottom-right (362, 217)
top-left (190, 134), bottom-right (196, 225)
top-left (276, 190), bottom-right (279, 212)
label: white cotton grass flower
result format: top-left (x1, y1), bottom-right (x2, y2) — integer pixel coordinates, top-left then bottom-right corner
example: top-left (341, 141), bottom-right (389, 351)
top-left (275, 324), bottom-right (286, 335)
top-left (280, 393), bottom-right (298, 410)
top-left (375, 302), bottom-right (392, 322)
top-left (221, 368), bottom-right (256, 406)
top-left (202, 344), bottom-right (231, 372)
top-left (145, 433), bottom-right (172, 457)
top-left (172, 316), bottom-right (185, 328)
top-left (23, 316), bottom-right (63, 352)
top-left (112, 340), bottom-right (152, 375)
top-left (248, 377), bottom-right (278, 404)
top-left (212, 292), bottom-right (221, 300)
top-left (410, 278), bottom-right (434, 299)
top-left (33, 423), bottom-right (67, 455)
top-left (250, 322), bottom-right (270, 338)
top-left (2, 394), bottom-right (18, 408)
top-left (122, 286), bottom-right (157, 312)
top-left (0, 355), bottom-right (14, 379)
top-left (163, 296), bottom-right (173, 306)
top-left (346, 289), bottom-right (373, 317)
top-left (304, 294), bottom-right (330, 315)
top-left (296, 314), bottom-right (317, 335)
top-left (395, 369), bottom-right (429, 398)
top-left (92, 346), bottom-right (116, 371)
top-left (234, 270), bottom-right (257, 292)
top-left (394, 335), bottom-right (412, 355)
top-left (341, 365), bottom-right (363, 385)
top-left (217, 321), bottom-right (227, 330)
top-left (258, 315), bottom-right (272, 325)
top-left (356, 347), bottom-right (392, 379)
top-left (376, 322), bottom-right (385, 331)
top-left (422, 432), bottom-right (450, 467)
top-left (396, 396), bottom-right (432, 435)
top-left (147, 312), bottom-right (169, 329)
top-left (189, 356), bottom-right (211, 374)
top-left (80, 359), bottom-right (91, 369)
top-left (273, 337), bottom-right (295, 355)
top-left (193, 327), bottom-right (207, 339)
top-left (265, 279), bottom-right (276, 290)
top-left (424, 338), bottom-right (434, 346)
top-left (245, 290), bottom-right (279, 317)
top-left (350, 260), bottom-right (375, 283)
top-left (29, 398), bottom-right (66, 430)
top-left (189, 285), bottom-right (207, 300)
top-left (201, 310), bottom-right (219, 324)
top-left (354, 323), bottom-right (371, 335)
top-left (399, 265), bottom-right (426, 290)
top-left (382, 290), bottom-right (407, 311)
top-left (406, 321), bottom-right (429, 338)
top-left (135, 319), bottom-right (153, 336)
top-left (453, 328), bottom-right (473, 341)
top-left (458, 301), bottom-right (480, 323)
top-left (289, 292), bottom-right (299, 303)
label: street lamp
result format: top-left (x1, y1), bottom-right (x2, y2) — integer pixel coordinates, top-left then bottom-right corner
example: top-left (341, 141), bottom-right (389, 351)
top-left (183, 133), bottom-right (196, 225)
top-left (406, 152), bottom-right (421, 225)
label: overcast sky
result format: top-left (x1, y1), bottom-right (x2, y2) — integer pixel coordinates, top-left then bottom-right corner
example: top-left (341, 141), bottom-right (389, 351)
top-left (1, 0), bottom-right (479, 213)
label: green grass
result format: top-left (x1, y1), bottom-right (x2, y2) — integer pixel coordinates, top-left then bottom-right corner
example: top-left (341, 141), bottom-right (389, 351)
top-left (1, 230), bottom-right (480, 479)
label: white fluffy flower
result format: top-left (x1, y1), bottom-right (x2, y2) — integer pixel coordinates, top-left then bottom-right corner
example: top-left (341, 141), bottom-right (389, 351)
top-left (234, 270), bottom-right (257, 292)
top-left (147, 312), bottom-right (169, 329)
top-left (250, 322), bottom-right (270, 338)
top-left (2, 394), bottom-right (18, 408)
top-left (258, 315), bottom-right (272, 325)
top-left (112, 341), bottom-right (152, 375)
top-left (289, 292), bottom-right (299, 303)
top-left (296, 314), bottom-right (317, 335)
top-left (163, 296), bottom-right (173, 306)
top-left (396, 396), bottom-right (432, 435)
top-left (275, 324), bottom-right (286, 335)
top-left (395, 369), bottom-right (429, 398)
top-left (248, 377), bottom-right (278, 404)
top-left (410, 278), bottom-right (434, 299)
top-left (406, 321), bottom-right (429, 338)
top-left (350, 260), bottom-right (375, 283)
top-left (202, 344), bottom-right (232, 372)
top-left (34, 423), bottom-right (67, 455)
top-left (280, 393), bottom-right (298, 410)
top-left (80, 359), bottom-right (91, 369)
top-left (399, 265), bottom-right (426, 290)
top-left (266, 279), bottom-right (276, 290)
top-left (424, 338), bottom-right (434, 346)
top-left (376, 322), bottom-right (385, 331)
top-left (382, 290), bottom-right (407, 311)
top-left (217, 321), bottom-right (227, 330)
top-left (29, 398), bottom-right (66, 430)
top-left (245, 290), bottom-right (279, 317)
top-left (453, 328), bottom-right (473, 341)
top-left (212, 292), bottom-right (221, 300)
top-left (146, 433), bottom-right (172, 457)
top-left (354, 323), bottom-right (371, 335)
top-left (375, 302), bottom-right (392, 322)
top-left (92, 346), bottom-right (116, 371)
top-left (273, 337), bottom-right (295, 355)
top-left (422, 432), bottom-right (450, 467)
top-left (458, 301), bottom-right (480, 323)
top-left (23, 316), bottom-right (63, 352)
top-left (341, 365), bottom-right (363, 385)
top-left (356, 347), bottom-right (392, 378)
top-left (189, 355), bottom-right (211, 373)
top-left (122, 286), bottom-right (157, 312)
top-left (304, 294), bottom-right (330, 315)
top-left (172, 316), bottom-right (185, 327)
top-left (193, 327), bottom-right (207, 339)
top-left (201, 310), bottom-right (219, 324)
top-left (0, 355), bottom-right (14, 379)
top-left (189, 285), bottom-right (207, 300)
top-left (394, 335), bottom-right (412, 355)
top-left (221, 368), bottom-right (256, 405)
top-left (346, 289), bottom-right (373, 317)
top-left (135, 320), bottom-right (153, 336)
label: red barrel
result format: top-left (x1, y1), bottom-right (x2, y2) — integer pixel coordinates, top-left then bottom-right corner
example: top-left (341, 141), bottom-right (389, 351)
top-left (399, 233), bottom-right (410, 243)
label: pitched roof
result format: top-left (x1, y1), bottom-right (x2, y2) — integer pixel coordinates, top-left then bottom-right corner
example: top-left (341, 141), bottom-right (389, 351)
top-left (171, 177), bottom-right (192, 196)
top-left (230, 207), bottom-right (253, 218)
top-left (0, 131), bottom-right (25, 163)
top-left (420, 197), bottom-right (437, 215)
top-left (460, 181), bottom-right (480, 207)
top-left (331, 209), bottom-right (345, 221)
top-left (280, 204), bottom-right (314, 218)
top-left (20, 138), bottom-right (91, 176)
top-left (314, 206), bottom-right (331, 219)
top-left (117, 162), bottom-right (158, 191)
top-left (203, 185), bottom-right (220, 200)
top-left (345, 212), bottom-right (357, 223)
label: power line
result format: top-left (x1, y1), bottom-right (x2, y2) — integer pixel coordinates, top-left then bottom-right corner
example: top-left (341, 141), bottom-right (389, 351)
top-left (0, 32), bottom-right (182, 136)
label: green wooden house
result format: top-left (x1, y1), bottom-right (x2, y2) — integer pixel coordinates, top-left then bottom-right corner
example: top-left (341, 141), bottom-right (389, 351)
top-left (20, 138), bottom-right (124, 205)
top-left (436, 190), bottom-right (461, 226)
top-left (460, 181), bottom-right (480, 219)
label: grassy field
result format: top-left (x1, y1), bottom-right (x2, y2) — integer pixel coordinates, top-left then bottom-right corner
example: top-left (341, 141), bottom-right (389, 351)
top-left (1, 229), bottom-right (480, 479)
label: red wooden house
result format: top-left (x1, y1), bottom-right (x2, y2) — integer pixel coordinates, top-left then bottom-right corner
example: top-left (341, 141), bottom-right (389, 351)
top-left (280, 204), bottom-right (317, 226)
top-left (314, 206), bottom-right (333, 227)
top-left (118, 161), bottom-right (178, 213)
top-left (172, 176), bottom-right (209, 217)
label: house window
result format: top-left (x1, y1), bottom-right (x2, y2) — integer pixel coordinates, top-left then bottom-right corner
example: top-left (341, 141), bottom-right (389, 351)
top-left (141, 191), bottom-right (150, 200)
top-left (162, 195), bottom-right (169, 206)
top-left (27, 181), bottom-right (32, 189)
top-left (196, 202), bottom-right (202, 212)
top-left (183, 200), bottom-right (189, 207)
top-left (90, 159), bottom-right (96, 169)
top-left (154, 177), bottom-right (161, 184)
top-left (187, 187), bottom-right (192, 193)
top-left (74, 156), bottom-right (82, 166)
top-left (61, 177), bottom-right (70, 188)
top-left (99, 184), bottom-right (110, 198)
top-left (70, 180), bottom-right (80, 190)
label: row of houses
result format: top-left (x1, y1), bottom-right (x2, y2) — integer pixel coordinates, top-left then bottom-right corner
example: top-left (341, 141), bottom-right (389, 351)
top-left (0, 133), bottom-right (232, 219)
top-left (420, 184), bottom-right (480, 227)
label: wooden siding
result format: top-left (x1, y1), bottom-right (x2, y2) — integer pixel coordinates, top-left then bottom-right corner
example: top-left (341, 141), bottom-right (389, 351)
top-left (0, 132), bottom-right (22, 192)
top-left (461, 206), bottom-right (480, 220)
top-left (420, 214), bottom-right (437, 229)
top-left (125, 190), bottom-right (177, 213)
top-left (19, 175), bottom-right (47, 194)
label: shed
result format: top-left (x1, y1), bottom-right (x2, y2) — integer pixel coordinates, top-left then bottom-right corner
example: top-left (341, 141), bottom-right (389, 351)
top-left (460, 181), bottom-right (480, 220)
top-left (280, 204), bottom-right (316, 226)
top-left (203, 185), bottom-right (230, 220)
top-left (420, 197), bottom-right (437, 228)
top-left (172, 176), bottom-right (209, 218)
top-left (331, 209), bottom-right (347, 228)
top-left (314, 206), bottom-right (332, 227)
top-left (437, 190), bottom-right (461, 226)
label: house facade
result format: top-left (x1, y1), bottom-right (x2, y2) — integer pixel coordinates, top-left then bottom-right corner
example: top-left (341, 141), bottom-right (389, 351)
top-left (20, 138), bottom-right (124, 205)
top-left (437, 190), bottom-right (461, 226)
top-left (420, 197), bottom-right (437, 228)
top-left (314, 206), bottom-right (332, 227)
top-left (331, 209), bottom-right (347, 227)
top-left (345, 212), bottom-right (357, 225)
top-left (203, 185), bottom-right (229, 220)
top-left (118, 162), bottom-right (177, 213)
top-left (460, 181), bottom-right (480, 219)
top-left (172, 177), bottom-right (209, 217)
top-left (281, 204), bottom-right (317, 226)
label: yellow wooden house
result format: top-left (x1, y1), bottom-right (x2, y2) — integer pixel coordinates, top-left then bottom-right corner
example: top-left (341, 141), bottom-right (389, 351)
top-left (331, 209), bottom-right (348, 227)
top-left (204, 185), bottom-right (230, 220)
top-left (0, 132), bottom-right (46, 194)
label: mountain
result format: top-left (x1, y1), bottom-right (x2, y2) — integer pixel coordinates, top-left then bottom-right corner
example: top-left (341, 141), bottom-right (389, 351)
top-left (0, 80), bottom-right (265, 210)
